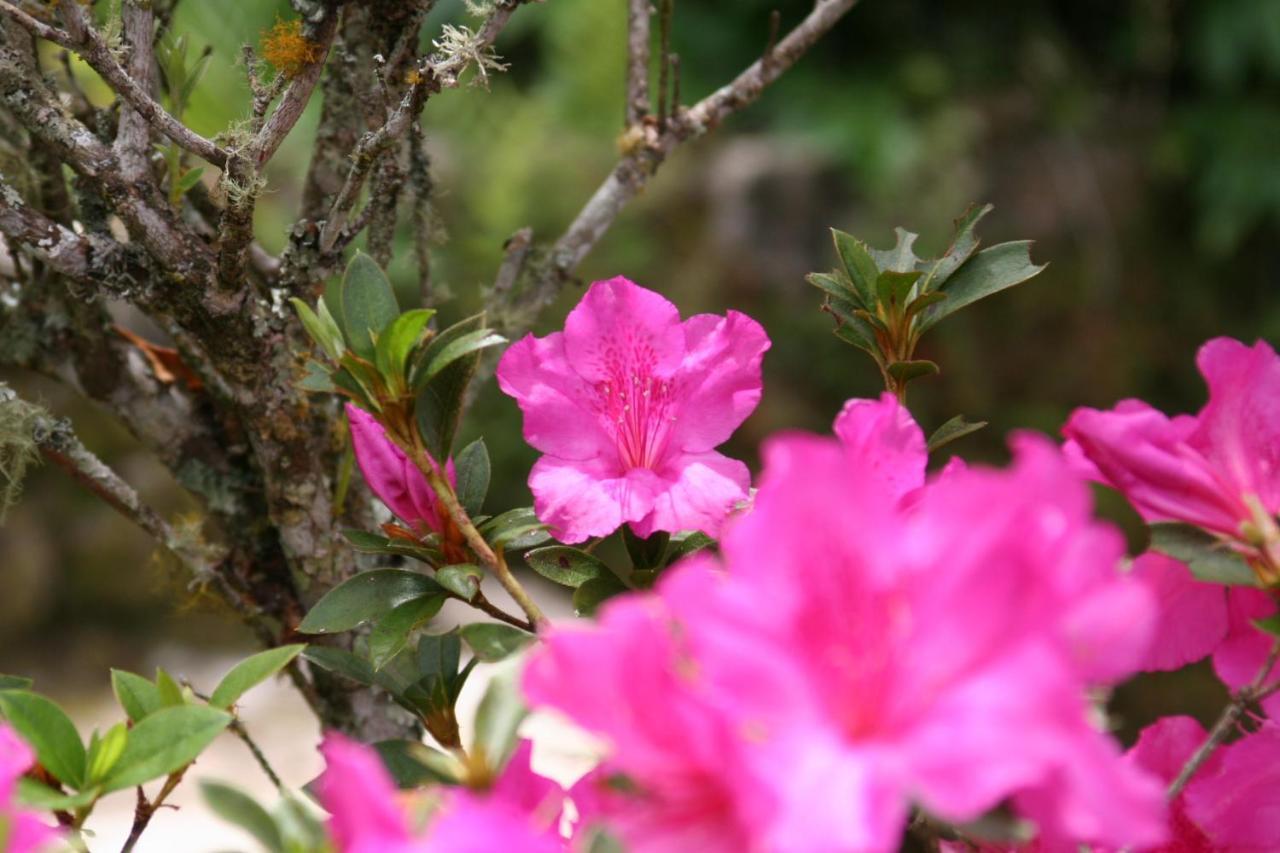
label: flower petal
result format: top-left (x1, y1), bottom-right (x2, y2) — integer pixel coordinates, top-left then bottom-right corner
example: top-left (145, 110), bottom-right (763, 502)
top-left (562, 277), bottom-right (686, 384)
top-left (630, 451), bottom-right (751, 539)
top-left (1130, 552), bottom-right (1229, 672)
top-left (833, 394), bottom-right (927, 502)
top-left (667, 311), bottom-right (769, 453)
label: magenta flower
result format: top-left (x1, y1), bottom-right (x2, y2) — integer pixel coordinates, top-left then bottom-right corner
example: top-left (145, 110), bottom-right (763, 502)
top-left (0, 725), bottom-right (59, 853)
top-left (317, 733), bottom-right (566, 853)
top-left (832, 393), bottom-right (928, 502)
top-left (526, 423), bottom-right (1165, 851)
top-left (346, 403), bottom-right (456, 538)
top-left (497, 277), bottom-right (769, 544)
top-left (1063, 338), bottom-right (1280, 573)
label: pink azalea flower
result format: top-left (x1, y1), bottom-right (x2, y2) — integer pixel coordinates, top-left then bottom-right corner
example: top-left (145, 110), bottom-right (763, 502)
top-left (526, 424), bottom-right (1166, 851)
top-left (317, 734), bottom-right (566, 853)
top-left (831, 393), bottom-right (927, 502)
top-left (496, 277), bottom-right (769, 544)
top-left (346, 403), bottom-right (456, 538)
top-left (1062, 338), bottom-right (1280, 570)
top-left (0, 725), bottom-right (59, 853)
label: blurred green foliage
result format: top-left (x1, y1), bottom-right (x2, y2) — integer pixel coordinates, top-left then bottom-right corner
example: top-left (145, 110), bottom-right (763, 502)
top-left (4, 0), bottom-right (1280, 679)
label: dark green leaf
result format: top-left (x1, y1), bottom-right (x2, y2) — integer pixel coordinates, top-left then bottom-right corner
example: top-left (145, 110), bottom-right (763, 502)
top-left (0, 674), bottom-right (32, 691)
top-left (111, 670), bottom-right (161, 722)
top-left (374, 309), bottom-right (436, 386)
top-left (459, 623), bottom-right (535, 663)
top-left (525, 546), bottom-right (606, 587)
top-left (342, 252), bottom-right (400, 360)
top-left (919, 240), bottom-right (1046, 330)
top-left (201, 780), bottom-right (285, 853)
top-left (437, 564), bottom-right (484, 601)
top-left (573, 574), bottom-right (629, 618)
top-left (301, 647), bottom-right (374, 685)
top-left (926, 415), bottom-right (988, 453)
top-left (416, 632), bottom-right (461, 684)
top-left (887, 359), bottom-right (940, 383)
top-left (1149, 523), bottom-right (1259, 586)
top-left (414, 315), bottom-right (486, 460)
top-left (210, 645), bottom-right (306, 709)
top-left (298, 569), bottom-right (444, 634)
top-left (623, 528), bottom-right (669, 570)
top-left (104, 705), bottom-right (231, 792)
top-left (903, 290), bottom-right (948, 321)
top-left (830, 229), bottom-right (878, 307)
top-left (371, 741), bottom-right (457, 788)
top-left (0, 691), bottom-right (85, 788)
top-left (413, 329), bottom-right (506, 392)
top-left (919, 202), bottom-right (993, 290)
top-left (454, 438), bottom-right (491, 516)
top-left (875, 270), bottom-right (922, 309)
top-left (298, 360), bottom-right (336, 393)
top-left (480, 508), bottom-right (552, 551)
top-left (330, 367), bottom-right (374, 409)
top-left (1254, 614), bottom-right (1280, 638)
top-left (867, 226), bottom-right (921, 272)
top-left (806, 270), bottom-right (858, 304)
top-left (341, 529), bottom-right (442, 564)
top-left (667, 531), bottom-right (716, 564)
top-left (370, 595), bottom-right (446, 671)
top-left (831, 316), bottom-right (882, 357)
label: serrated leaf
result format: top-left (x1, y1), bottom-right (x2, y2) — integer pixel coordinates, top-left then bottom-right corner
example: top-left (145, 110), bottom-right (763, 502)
top-left (831, 230), bottom-right (878, 307)
top-left (868, 226), bottom-right (921, 273)
top-left (473, 669), bottom-right (526, 769)
top-left (342, 252), bottom-right (400, 360)
top-left (926, 415), bottom-right (988, 453)
top-left (298, 569), bottom-right (445, 634)
top-left (369, 595), bottom-right (445, 671)
top-left (436, 564), bottom-right (484, 600)
top-left (1149, 523), bottom-right (1259, 586)
top-left (201, 780), bottom-right (285, 853)
top-left (573, 574), bottom-right (629, 618)
top-left (374, 309), bottom-right (436, 388)
top-left (525, 546), bottom-right (606, 587)
top-left (111, 670), bottom-right (162, 722)
top-left (459, 623), bottom-right (535, 663)
top-left (85, 722), bottom-right (128, 784)
top-left (454, 438), bottom-right (491, 516)
top-left (103, 705), bottom-right (231, 792)
top-left (887, 359), bottom-right (940, 383)
top-left (210, 645), bottom-right (306, 710)
top-left (301, 647), bottom-right (374, 686)
top-left (0, 691), bottom-right (85, 788)
top-left (919, 240), bottom-right (1046, 331)
top-left (919, 202), bottom-right (993, 290)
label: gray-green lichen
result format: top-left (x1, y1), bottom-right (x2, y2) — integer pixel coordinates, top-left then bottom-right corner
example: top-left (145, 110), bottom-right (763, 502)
top-left (0, 382), bottom-right (44, 521)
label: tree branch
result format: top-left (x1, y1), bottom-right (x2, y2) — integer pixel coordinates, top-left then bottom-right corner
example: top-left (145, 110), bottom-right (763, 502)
top-left (0, 0), bottom-right (229, 168)
top-left (114, 0), bottom-right (156, 183)
top-left (625, 0), bottom-right (651, 125)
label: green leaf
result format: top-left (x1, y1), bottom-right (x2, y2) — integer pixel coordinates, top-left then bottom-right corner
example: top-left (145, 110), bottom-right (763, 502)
top-left (210, 645), bottom-right (306, 710)
top-left (887, 359), bottom-right (940, 384)
top-left (300, 647), bottom-right (374, 686)
top-left (904, 290), bottom-right (948, 320)
top-left (926, 415), bottom-right (988, 453)
top-left (573, 574), bottom-right (629, 618)
top-left (104, 705), bottom-right (231, 792)
top-left (1149, 523), bottom-right (1259, 586)
top-left (473, 668), bottom-right (527, 769)
top-left (1254, 614), bottom-right (1280, 638)
top-left (919, 202), bottom-right (992, 290)
top-left (155, 668), bottom-right (186, 707)
top-left (867, 226), bottom-right (922, 273)
top-left (369, 595), bottom-right (445, 671)
top-left (480, 507), bottom-right (552, 551)
top-left (85, 723), bottom-right (128, 784)
top-left (875, 270), bottom-right (922, 309)
top-left (667, 531), bottom-right (716, 564)
top-left (111, 670), bottom-right (162, 722)
top-left (290, 298), bottom-right (344, 361)
top-left (341, 252), bottom-right (400, 360)
top-left (416, 631), bottom-right (461, 684)
top-left (459, 623), bottom-right (535, 663)
top-left (437, 564), bottom-right (484, 600)
top-left (341, 529), bottom-right (442, 564)
top-left (374, 309), bottom-right (436, 387)
top-left (413, 329), bottom-right (506, 392)
top-left (174, 166), bottom-right (205, 198)
top-left (454, 438), bottom-right (491, 516)
top-left (623, 528), bottom-right (669, 570)
top-left (16, 778), bottom-right (99, 810)
top-left (830, 230), bottom-right (878, 307)
top-left (0, 691), bottom-right (85, 789)
top-left (299, 360), bottom-right (337, 393)
top-left (297, 569), bottom-right (444, 634)
top-left (201, 780), bottom-right (285, 853)
top-left (525, 546), bottom-right (606, 587)
top-left (413, 315), bottom-right (487, 460)
top-left (831, 315), bottom-right (882, 357)
top-left (0, 674), bottom-right (32, 691)
top-left (806, 270), bottom-right (859, 305)
top-left (919, 240), bottom-right (1046, 331)
top-left (371, 741), bottom-right (457, 788)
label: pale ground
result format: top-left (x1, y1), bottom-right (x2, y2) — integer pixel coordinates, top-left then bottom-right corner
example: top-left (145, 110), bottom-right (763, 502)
top-left (61, 591), bottom-right (596, 852)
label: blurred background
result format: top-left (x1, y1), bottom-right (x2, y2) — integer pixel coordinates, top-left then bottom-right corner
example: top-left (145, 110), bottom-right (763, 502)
top-left (2, 0), bottom-right (1278, 844)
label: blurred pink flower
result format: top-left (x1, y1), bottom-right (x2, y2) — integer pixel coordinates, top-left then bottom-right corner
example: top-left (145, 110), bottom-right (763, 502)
top-left (0, 724), bottom-right (59, 853)
top-left (526, 426), bottom-right (1165, 851)
top-left (497, 277), bottom-right (769, 544)
top-left (832, 393), bottom-right (927, 501)
top-left (1063, 338), bottom-right (1280, 548)
top-left (346, 403), bottom-right (456, 538)
top-left (317, 734), bottom-right (565, 853)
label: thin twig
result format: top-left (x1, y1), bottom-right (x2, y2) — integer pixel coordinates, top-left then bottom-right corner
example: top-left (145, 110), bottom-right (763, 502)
top-left (625, 0), bottom-right (651, 125)
top-left (656, 0), bottom-right (673, 130)
top-left (121, 769), bottom-right (186, 853)
top-left (0, 0), bottom-right (229, 167)
top-left (114, 0), bottom-right (155, 183)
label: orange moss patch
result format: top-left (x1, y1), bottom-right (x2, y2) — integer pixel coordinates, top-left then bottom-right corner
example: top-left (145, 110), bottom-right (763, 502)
top-left (261, 18), bottom-right (324, 78)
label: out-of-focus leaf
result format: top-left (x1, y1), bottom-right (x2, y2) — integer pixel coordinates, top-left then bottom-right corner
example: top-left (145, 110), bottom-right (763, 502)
top-left (926, 415), bottom-right (988, 453)
top-left (459, 623), bottom-right (535, 663)
top-left (436, 564), bottom-right (484, 601)
top-left (473, 668), bottom-right (526, 769)
top-left (623, 527), bottom-right (669, 570)
top-left (210, 645), bottom-right (306, 710)
top-left (1149, 523), bottom-right (1259, 586)
top-left (15, 779), bottom-right (99, 810)
top-left (301, 647), bottom-right (374, 686)
top-left (371, 741), bottom-right (457, 788)
top-left (919, 241), bottom-right (1046, 330)
top-left (525, 546), bottom-right (606, 587)
top-left (111, 670), bottom-right (162, 722)
top-left (573, 574), bottom-right (629, 618)
top-left (85, 723), bottom-right (128, 784)
top-left (369, 595), bottom-right (445, 671)
top-left (103, 705), bottom-right (231, 792)
top-left (454, 438), bottom-right (491, 516)
top-left (666, 531), bottom-right (716, 564)
top-left (0, 675), bottom-right (31, 691)
top-left (887, 359), bottom-right (940, 383)
top-left (201, 780), bottom-right (285, 853)
top-left (0, 691), bottom-right (85, 789)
